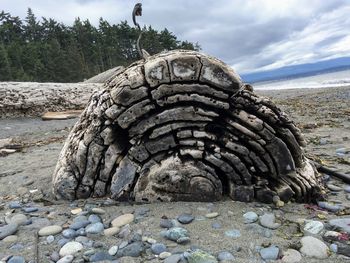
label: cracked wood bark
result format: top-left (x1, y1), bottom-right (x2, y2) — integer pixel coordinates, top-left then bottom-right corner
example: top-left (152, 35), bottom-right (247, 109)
top-left (52, 50), bottom-right (326, 203)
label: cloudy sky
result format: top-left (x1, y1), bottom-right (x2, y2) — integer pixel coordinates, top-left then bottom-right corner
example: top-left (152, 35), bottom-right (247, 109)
top-left (2, 0), bottom-right (350, 73)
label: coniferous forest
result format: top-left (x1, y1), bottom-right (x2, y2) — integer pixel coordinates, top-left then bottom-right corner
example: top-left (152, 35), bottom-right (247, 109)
top-left (0, 8), bottom-right (200, 82)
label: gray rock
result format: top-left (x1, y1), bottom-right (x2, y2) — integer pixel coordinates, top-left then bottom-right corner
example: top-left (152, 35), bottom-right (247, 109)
top-left (38, 225), bottom-right (62, 236)
top-left (245, 223), bottom-right (273, 238)
top-left (164, 254), bottom-right (182, 263)
top-left (24, 217), bottom-right (51, 229)
top-left (22, 207), bottom-right (38, 213)
top-left (161, 227), bottom-right (189, 241)
top-left (117, 242), bottom-right (144, 257)
top-left (57, 255), bottom-right (74, 263)
top-left (8, 256), bottom-right (25, 263)
top-left (8, 214), bottom-right (27, 226)
top-left (58, 238), bottom-right (70, 247)
top-left (46, 235), bottom-right (55, 244)
top-left (59, 241), bottom-right (84, 257)
top-left (88, 214), bottom-right (102, 224)
top-left (344, 186), bottom-right (350, 193)
top-left (337, 243), bottom-right (350, 257)
top-left (86, 222), bottom-right (104, 234)
top-left (177, 214), bottom-right (195, 224)
top-left (50, 251), bottom-right (60, 262)
top-left (76, 228), bottom-right (86, 236)
top-left (9, 201), bottom-right (22, 209)
top-left (160, 218), bottom-right (174, 228)
top-left (10, 243), bottom-right (24, 250)
top-left (62, 229), bottom-right (77, 239)
top-left (259, 213), bottom-right (280, 229)
top-left (327, 184), bottom-right (342, 192)
top-left (151, 243), bottom-right (167, 254)
top-left (281, 249), bottom-right (302, 263)
top-left (0, 223), bottom-right (18, 240)
top-left (243, 211), bottom-right (258, 224)
top-left (217, 251), bottom-right (234, 261)
top-left (177, 236), bottom-right (191, 244)
top-left (211, 222), bottom-right (221, 229)
top-left (69, 220), bottom-right (90, 230)
top-left (303, 220), bottom-right (324, 236)
top-left (90, 251), bottom-right (114, 262)
top-left (318, 201), bottom-right (342, 213)
top-left (300, 236), bottom-right (329, 259)
top-left (185, 249), bottom-right (218, 263)
top-left (225, 229), bottom-right (241, 238)
top-left (329, 218), bottom-right (350, 233)
top-left (260, 245), bottom-right (279, 260)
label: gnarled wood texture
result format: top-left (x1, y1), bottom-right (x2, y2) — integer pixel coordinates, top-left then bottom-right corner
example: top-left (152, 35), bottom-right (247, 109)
top-left (52, 50), bottom-right (325, 203)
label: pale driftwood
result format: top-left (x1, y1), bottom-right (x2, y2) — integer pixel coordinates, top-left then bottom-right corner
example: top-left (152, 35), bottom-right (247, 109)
top-left (52, 50), bottom-right (325, 203)
top-left (0, 82), bottom-right (100, 117)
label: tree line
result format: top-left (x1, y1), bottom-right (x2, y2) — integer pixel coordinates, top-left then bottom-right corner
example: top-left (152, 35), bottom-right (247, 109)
top-left (0, 8), bottom-right (200, 82)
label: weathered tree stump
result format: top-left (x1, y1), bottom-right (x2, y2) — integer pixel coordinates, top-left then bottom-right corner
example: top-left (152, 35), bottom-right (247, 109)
top-left (52, 50), bottom-right (325, 203)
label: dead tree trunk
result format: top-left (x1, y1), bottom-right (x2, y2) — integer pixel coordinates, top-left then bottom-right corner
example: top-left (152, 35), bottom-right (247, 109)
top-left (52, 50), bottom-right (325, 203)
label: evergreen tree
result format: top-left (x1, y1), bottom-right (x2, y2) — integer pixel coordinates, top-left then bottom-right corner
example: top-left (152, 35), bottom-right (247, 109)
top-left (0, 9), bottom-right (200, 82)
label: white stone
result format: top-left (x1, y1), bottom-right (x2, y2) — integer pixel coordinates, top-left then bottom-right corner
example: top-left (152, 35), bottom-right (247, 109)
top-left (59, 241), bottom-right (83, 257)
top-left (38, 225), bottom-right (63, 236)
top-left (104, 227), bottom-right (120, 236)
top-left (282, 249), bottom-right (302, 263)
top-left (108, 245), bottom-right (119, 256)
top-left (303, 220), bottom-right (324, 235)
top-left (159, 251), bottom-right (172, 259)
top-left (205, 212), bottom-right (219, 218)
top-left (111, 214), bottom-right (134, 227)
top-left (300, 236), bottom-right (329, 259)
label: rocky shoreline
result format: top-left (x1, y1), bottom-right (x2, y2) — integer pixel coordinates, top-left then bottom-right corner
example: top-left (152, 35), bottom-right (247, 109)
top-left (0, 85), bottom-right (350, 262)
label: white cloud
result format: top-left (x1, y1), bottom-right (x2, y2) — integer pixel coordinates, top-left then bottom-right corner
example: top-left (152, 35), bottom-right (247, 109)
top-left (2, 0), bottom-right (350, 73)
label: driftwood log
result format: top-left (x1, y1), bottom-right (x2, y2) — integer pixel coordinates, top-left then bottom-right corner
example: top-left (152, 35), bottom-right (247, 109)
top-left (52, 50), bottom-right (325, 203)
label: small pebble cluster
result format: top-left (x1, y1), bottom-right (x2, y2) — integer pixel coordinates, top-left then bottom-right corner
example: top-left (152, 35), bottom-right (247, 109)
top-left (1, 179), bottom-right (350, 263)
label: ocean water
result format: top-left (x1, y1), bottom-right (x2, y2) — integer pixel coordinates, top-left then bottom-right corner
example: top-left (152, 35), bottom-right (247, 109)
top-left (253, 69), bottom-right (350, 90)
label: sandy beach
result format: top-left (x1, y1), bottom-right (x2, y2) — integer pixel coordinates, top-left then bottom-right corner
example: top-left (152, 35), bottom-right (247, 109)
top-left (0, 85), bottom-right (350, 262)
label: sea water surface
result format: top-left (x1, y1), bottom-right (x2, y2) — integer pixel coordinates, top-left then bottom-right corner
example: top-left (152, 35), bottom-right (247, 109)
top-left (253, 69), bottom-right (350, 90)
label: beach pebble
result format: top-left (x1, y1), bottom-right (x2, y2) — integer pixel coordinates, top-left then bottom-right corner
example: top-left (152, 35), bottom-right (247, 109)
top-left (88, 214), bottom-right (101, 224)
top-left (303, 220), bottom-right (324, 235)
top-left (243, 211), bottom-right (258, 224)
top-left (57, 255), bottom-right (74, 263)
top-left (161, 227), bottom-right (189, 241)
top-left (117, 242), bottom-right (144, 257)
top-left (62, 229), bottom-right (77, 239)
top-left (177, 236), bottom-right (191, 244)
top-left (58, 238), bottom-right (70, 247)
top-left (69, 220), bottom-right (90, 230)
top-left (327, 184), bottom-right (342, 192)
top-left (91, 208), bottom-right (106, 214)
top-left (9, 214), bottom-right (27, 225)
top-left (300, 236), bottom-right (329, 259)
top-left (108, 245), bottom-right (119, 256)
top-left (217, 251), bottom-right (234, 261)
top-left (205, 212), bottom-right (219, 219)
top-left (0, 223), bottom-right (18, 240)
top-left (89, 251), bottom-right (114, 262)
top-left (185, 249), bottom-right (218, 263)
top-left (7, 256), bottom-right (25, 263)
top-left (330, 243), bottom-right (338, 253)
top-left (329, 218), bottom-right (350, 233)
top-left (259, 245), bottom-right (279, 260)
top-left (164, 254), bottom-right (182, 263)
top-left (50, 251), bottom-right (60, 262)
top-left (151, 243), bottom-right (167, 254)
top-left (59, 241), bottom-right (84, 257)
top-left (259, 213), bottom-right (280, 229)
top-left (104, 226), bottom-right (120, 236)
top-left (245, 223), bottom-right (273, 238)
top-left (39, 225), bottom-right (63, 236)
top-left (225, 229), bottom-right (241, 239)
top-left (86, 222), bottom-right (104, 234)
top-left (212, 222), bottom-right (221, 229)
top-left (282, 249), bottom-right (302, 263)
top-left (46, 235), bottom-right (55, 244)
top-left (76, 228), bottom-right (86, 236)
top-left (9, 201), bottom-right (22, 209)
top-left (111, 214), bottom-right (134, 227)
top-left (317, 201), bottom-right (342, 212)
top-left (159, 251), bottom-right (172, 259)
top-left (22, 206), bottom-right (38, 213)
top-left (160, 218), bottom-right (174, 228)
top-left (177, 213), bottom-right (194, 224)
top-left (71, 208), bottom-right (82, 215)
top-left (3, 235), bottom-right (18, 245)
